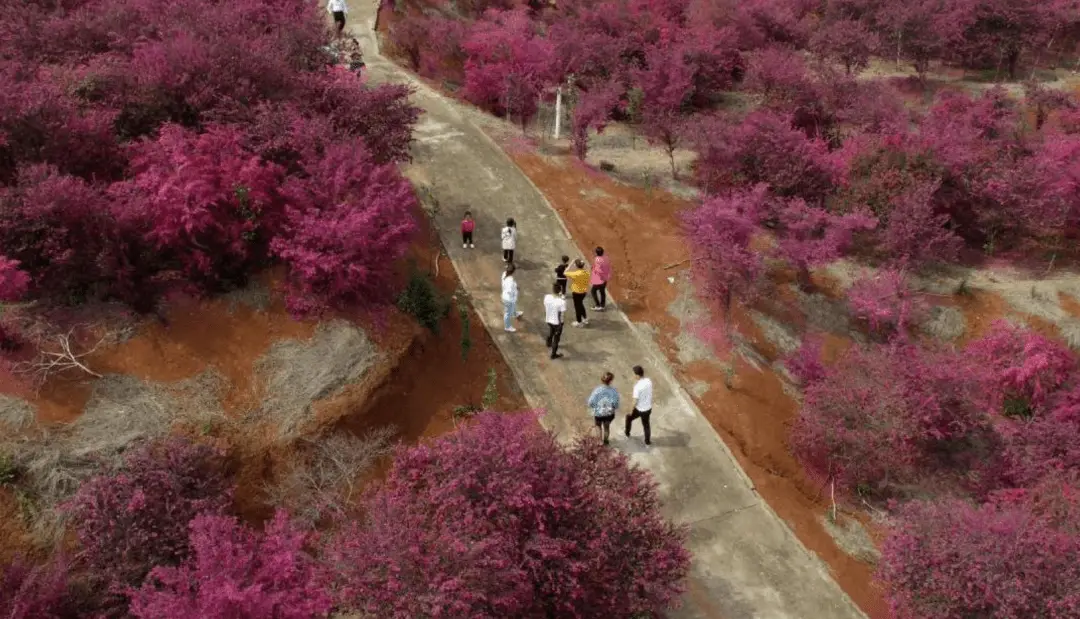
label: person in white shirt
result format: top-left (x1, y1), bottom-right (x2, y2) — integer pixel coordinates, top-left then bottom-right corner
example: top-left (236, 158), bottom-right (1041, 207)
top-left (543, 283), bottom-right (567, 360)
top-left (501, 217), bottom-right (517, 263)
top-left (626, 365), bottom-right (654, 446)
top-left (501, 263), bottom-right (523, 332)
top-left (327, 0), bottom-right (347, 36)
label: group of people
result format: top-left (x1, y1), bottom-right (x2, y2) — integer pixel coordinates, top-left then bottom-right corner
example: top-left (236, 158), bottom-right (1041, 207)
top-left (467, 213), bottom-right (656, 447)
top-left (587, 366), bottom-right (654, 446)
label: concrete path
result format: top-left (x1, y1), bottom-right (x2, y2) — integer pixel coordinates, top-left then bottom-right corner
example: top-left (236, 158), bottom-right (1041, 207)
top-left (345, 5), bottom-right (866, 618)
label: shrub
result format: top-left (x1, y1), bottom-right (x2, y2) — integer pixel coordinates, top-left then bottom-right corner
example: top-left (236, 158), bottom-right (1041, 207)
top-left (846, 269), bottom-right (927, 337)
top-left (273, 143), bottom-right (418, 317)
top-left (965, 320), bottom-right (1078, 418)
top-left (784, 333), bottom-right (827, 386)
top-left (692, 110), bottom-right (838, 201)
top-left (810, 18), bottom-right (879, 75)
top-left (396, 271), bottom-right (448, 332)
top-left (682, 184), bottom-right (767, 313)
top-left (879, 482), bottom-right (1080, 619)
top-left (324, 412), bottom-right (691, 618)
top-left (791, 341), bottom-right (994, 498)
top-left (130, 510), bottom-right (331, 619)
top-left (63, 438), bottom-right (233, 591)
top-left (0, 256), bottom-right (31, 302)
top-left (0, 557), bottom-right (75, 619)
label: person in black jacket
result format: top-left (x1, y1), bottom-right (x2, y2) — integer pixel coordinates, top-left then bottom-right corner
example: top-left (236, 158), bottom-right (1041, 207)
top-left (554, 255), bottom-right (570, 295)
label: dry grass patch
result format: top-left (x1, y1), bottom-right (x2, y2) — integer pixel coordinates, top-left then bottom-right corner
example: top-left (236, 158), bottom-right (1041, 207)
top-left (254, 320), bottom-right (379, 441)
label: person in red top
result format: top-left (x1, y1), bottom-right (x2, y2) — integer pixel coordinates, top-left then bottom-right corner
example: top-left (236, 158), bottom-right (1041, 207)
top-left (461, 210), bottom-right (475, 249)
top-left (590, 246), bottom-right (612, 311)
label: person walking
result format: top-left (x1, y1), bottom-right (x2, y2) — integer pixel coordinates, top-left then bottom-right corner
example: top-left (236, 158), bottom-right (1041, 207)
top-left (587, 372), bottom-right (620, 445)
top-left (461, 210), bottom-right (475, 249)
top-left (590, 246), bottom-right (611, 311)
top-left (501, 264), bottom-right (522, 332)
top-left (327, 0), bottom-right (347, 36)
top-left (626, 365), bottom-right (654, 446)
top-left (501, 218), bottom-right (517, 263)
top-left (565, 258), bottom-right (590, 327)
top-left (543, 282), bottom-right (566, 360)
top-left (554, 255), bottom-right (570, 295)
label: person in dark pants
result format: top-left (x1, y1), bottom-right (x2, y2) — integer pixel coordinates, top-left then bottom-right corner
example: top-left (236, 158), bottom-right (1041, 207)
top-left (543, 283), bottom-right (566, 359)
top-left (626, 365), bottom-right (654, 446)
top-left (461, 210), bottom-right (475, 249)
top-left (501, 218), bottom-right (517, 263)
top-left (587, 372), bottom-right (620, 445)
top-left (554, 255), bottom-right (570, 295)
top-left (564, 258), bottom-right (590, 327)
top-left (590, 246), bottom-right (611, 311)
top-left (327, 0), bottom-right (347, 36)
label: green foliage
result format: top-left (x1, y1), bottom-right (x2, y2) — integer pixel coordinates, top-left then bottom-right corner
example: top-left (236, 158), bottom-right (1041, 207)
top-left (0, 456), bottom-right (18, 486)
top-left (457, 294), bottom-right (472, 361)
top-left (481, 367), bottom-right (499, 410)
top-left (397, 271), bottom-right (448, 332)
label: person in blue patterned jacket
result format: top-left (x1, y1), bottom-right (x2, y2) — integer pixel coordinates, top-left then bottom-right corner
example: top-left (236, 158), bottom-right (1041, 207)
top-left (587, 372), bottom-right (620, 445)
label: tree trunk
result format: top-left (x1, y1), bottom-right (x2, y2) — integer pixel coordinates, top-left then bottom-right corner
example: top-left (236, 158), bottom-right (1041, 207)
top-left (667, 144), bottom-right (678, 180)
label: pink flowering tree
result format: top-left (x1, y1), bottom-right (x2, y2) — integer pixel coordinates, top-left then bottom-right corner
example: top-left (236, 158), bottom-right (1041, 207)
top-left (130, 511), bottom-right (330, 619)
top-left (0, 257), bottom-right (30, 302)
top-left (116, 124), bottom-right (288, 292)
top-left (791, 340), bottom-right (994, 498)
top-left (784, 333), bottom-right (827, 386)
top-left (63, 438), bottom-right (233, 596)
top-left (769, 197), bottom-right (877, 287)
top-left (570, 81), bottom-right (623, 160)
top-left (273, 143), bottom-right (417, 317)
top-left (682, 185), bottom-right (768, 315)
top-left (997, 384), bottom-right (1080, 488)
top-left (691, 110), bottom-right (839, 201)
top-left (324, 412), bottom-right (691, 618)
top-left (0, 557), bottom-right (74, 619)
top-left (846, 268), bottom-right (928, 338)
top-left (879, 480), bottom-right (1080, 619)
top-left (965, 320), bottom-right (1077, 418)
top-left (462, 9), bottom-right (554, 129)
top-left (810, 18), bottom-right (879, 75)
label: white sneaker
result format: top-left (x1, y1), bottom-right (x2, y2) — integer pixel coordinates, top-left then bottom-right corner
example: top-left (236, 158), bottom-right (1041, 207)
top-left (571, 322), bottom-right (581, 327)
top-left (463, 243), bottom-right (468, 248)
top-left (582, 318), bottom-right (590, 325)
top-left (592, 306), bottom-right (602, 311)
top-left (504, 327), bottom-right (517, 332)
top-left (469, 244), bottom-right (475, 248)
top-left (516, 312), bottom-right (524, 318)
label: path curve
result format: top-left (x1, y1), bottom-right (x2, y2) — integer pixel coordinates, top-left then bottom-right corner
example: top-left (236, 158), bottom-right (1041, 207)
top-left (346, 4), bottom-right (867, 618)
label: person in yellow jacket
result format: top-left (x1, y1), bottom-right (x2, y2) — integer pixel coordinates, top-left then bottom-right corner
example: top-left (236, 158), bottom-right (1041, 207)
top-left (564, 259), bottom-right (591, 327)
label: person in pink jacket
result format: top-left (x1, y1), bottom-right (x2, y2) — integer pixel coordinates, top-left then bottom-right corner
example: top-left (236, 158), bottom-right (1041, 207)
top-left (590, 246), bottom-right (611, 311)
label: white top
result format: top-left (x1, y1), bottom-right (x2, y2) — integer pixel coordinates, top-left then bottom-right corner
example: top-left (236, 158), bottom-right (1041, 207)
top-left (501, 226), bottom-right (517, 250)
top-left (327, 0), bottom-right (347, 13)
top-left (543, 294), bottom-right (566, 325)
top-left (501, 273), bottom-right (518, 303)
top-left (632, 377), bottom-right (654, 412)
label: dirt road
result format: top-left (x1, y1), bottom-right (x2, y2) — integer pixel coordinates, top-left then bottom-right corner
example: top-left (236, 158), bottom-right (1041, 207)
top-left (342, 3), bottom-right (867, 617)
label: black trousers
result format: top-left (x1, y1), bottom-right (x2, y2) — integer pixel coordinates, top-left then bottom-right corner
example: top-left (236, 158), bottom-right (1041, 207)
top-left (571, 292), bottom-right (587, 322)
top-left (555, 278), bottom-right (567, 295)
top-left (545, 323), bottom-right (563, 357)
top-left (503, 248), bottom-right (514, 263)
top-left (462, 231), bottom-right (473, 245)
top-left (332, 10), bottom-right (345, 31)
top-left (591, 283), bottom-right (607, 308)
top-left (625, 408), bottom-right (652, 444)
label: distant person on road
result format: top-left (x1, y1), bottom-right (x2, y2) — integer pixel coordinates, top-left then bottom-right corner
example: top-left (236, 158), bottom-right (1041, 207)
top-left (554, 255), bottom-right (570, 295)
top-left (327, 0), bottom-right (347, 36)
top-left (590, 246), bottom-right (611, 311)
top-left (501, 263), bottom-right (522, 332)
top-left (461, 210), bottom-right (475, 249)
top-left (565, 258), bottom-right (590, 327)
top-left (543, 282), bottom-right (567, 360)
top-left (587, 372), bottom-right (620, 445)
top-left (626, 365), bottom-right (654, 446)
top-left (501, 218), bottom-right (517, 263)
